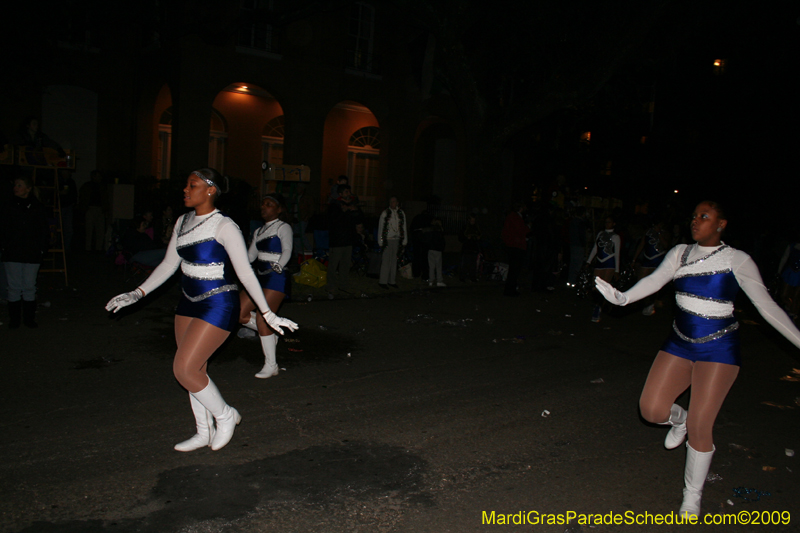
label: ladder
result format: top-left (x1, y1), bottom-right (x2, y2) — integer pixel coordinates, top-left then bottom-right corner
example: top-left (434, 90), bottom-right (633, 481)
top-left (16, 147), bottom-right (73, 286)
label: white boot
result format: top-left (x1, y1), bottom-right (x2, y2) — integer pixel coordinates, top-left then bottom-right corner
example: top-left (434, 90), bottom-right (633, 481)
top-left (191, 377), bottom-right (242, 451)
top-left (174, 393), bottom-right (216, 452)
top-left (679, 443), bottom-right (715, 518)
top-left (243, 311), bottom-right (258, 331)
top-left (255, 334), bottom-right (279, 378)
top-left (660, 403), bottom-right (688, 449)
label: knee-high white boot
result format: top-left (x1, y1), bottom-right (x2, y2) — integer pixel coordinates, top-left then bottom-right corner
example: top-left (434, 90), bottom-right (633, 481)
top-left (174, 393), bottom-right (216, 452)
top-left (191, 377), bottom-right (242, 451)
top-left (243, 311), bottom-right (258, 331)
top-left (679, 443), bottom-right (715, 518)
top-left (660, 403), bottom-right (688, 449)
top-left (255, 334), bottom-right (279, 378)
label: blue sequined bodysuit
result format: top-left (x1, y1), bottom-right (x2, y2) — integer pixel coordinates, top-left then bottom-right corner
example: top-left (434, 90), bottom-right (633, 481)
top-left (174, 211), bottom-right (240, 331)
top-left (253, 220), bottom-right (290, 293)
top-left (661, 244), bottom-right (741, 365)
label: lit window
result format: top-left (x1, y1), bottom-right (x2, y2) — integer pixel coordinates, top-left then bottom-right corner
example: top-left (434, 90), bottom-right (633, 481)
top-left (348, 126), bottom-right (381, 213)
top-left (712, 59), bottom-right (726, 75)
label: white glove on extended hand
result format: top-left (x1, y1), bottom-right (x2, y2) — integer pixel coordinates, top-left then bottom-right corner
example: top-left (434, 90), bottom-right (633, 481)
top-left (105, 288), bottom-right (144, 313)
top-left (262, 310), bottom-right (299, 335)
top-left (594, 277), bottom-right (628, 306)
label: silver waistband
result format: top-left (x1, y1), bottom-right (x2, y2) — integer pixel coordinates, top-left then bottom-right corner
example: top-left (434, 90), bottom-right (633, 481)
top-left (672, 320), bottom-right (739, 344)
top-left (182, 284), bottom-right (238, 303)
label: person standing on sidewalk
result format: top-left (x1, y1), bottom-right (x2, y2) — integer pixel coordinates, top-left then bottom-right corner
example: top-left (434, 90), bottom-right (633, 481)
top-left (238, 193), bottom-right (293, 379)
top-left (1, 175), bottom-right (50, 328)
top-left (595, 200), bottom-right (800, 519)
top-left (326, 185), bottom-right (359, 296)
top-left (377, 196), bottom-right (407, 289)
top-left (501, 202), bottom-right (529, 296)
top-left (105, 168), bottom-right (297, 452)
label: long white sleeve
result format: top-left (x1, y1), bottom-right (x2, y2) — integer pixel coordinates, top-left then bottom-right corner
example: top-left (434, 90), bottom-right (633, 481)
top-left (733, 250), bottom-right (800, 349)
top-left (137, 219), bottom-right (182, 296)
top-left (617, 245), bottom-right (684, 305)
top-left (276, 222), bottom-right (293, 268)
top-left (377, 211), bottom-right (386, 247)
top-left (216, 218), bottom-right (272, 315)
top-left (247, 231), bottom-right (258, 263)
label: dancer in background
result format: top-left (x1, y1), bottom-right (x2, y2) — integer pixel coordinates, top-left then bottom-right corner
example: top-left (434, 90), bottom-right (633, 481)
top-left (238, 193), bottom-right (293, 378)
top-left (586, 215), bottom-right (620, 322)
top-left (595, 201), bottom-right (800, 518)
top-left (106, 168), bottom-right (297, 452)
top-left (632, 218), bottom-right (670, 316)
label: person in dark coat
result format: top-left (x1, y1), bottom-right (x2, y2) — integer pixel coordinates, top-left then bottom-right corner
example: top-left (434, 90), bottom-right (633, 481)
top-left (1, 175), bottom-right (50, 328)
top-left (325, 185), bottom-right (360, 295)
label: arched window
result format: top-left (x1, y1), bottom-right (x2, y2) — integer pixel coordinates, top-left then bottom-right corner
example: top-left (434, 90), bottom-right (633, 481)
top-left (157, 108), bottom-right (172, 180)
top-left (261, 115), bottom-right (284, 166)
top-left (348, 126), bottom-right (380, 212)
top-left (209, 109), bottom-right (228, 174)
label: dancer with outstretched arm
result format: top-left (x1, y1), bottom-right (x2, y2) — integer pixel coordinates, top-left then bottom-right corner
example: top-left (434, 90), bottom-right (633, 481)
top-left (106, 168), bottom-right (297, 452)
top-left (595, 200), bottom-right (800, 518)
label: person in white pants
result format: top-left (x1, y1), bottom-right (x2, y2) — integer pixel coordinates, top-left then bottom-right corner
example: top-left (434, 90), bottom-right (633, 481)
top-left (596, 200), bottom-right (800, 519)
top-left (106, 169), bottom-right (298, 452)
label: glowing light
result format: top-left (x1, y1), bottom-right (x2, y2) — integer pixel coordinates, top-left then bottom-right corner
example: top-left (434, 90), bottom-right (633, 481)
top-left (674, 190), bottom-right (679, 194)
top-left (240, 85), bottom-right (248, 90)
top-left (713, 60), bottom-right (721, 67)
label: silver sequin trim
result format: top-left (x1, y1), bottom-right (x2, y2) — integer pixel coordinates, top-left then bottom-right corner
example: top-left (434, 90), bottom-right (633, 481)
top-left (674, 268), bottom-right (732, 280)
top-left (672, 320), bottom-right (739, 344)
top-left (182, 284), bottom-right (238, 302)
top-left (676, 300), bottom-right (734, 320)
top-left (680, 244), bottom-right (729, 267)
top-left (178, 211), bottom-right (220, 238)
top-left (177, 237), bottom-right (215, 250)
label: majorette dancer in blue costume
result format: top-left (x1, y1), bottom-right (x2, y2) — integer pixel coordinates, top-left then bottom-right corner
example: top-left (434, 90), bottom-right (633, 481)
top-left (632, 220), bottom-right (671, 316)
top-left (106, 168), bottom-right (298, 452)
top-left (586, 215), bottom-right (621, 322)
top-left (238, 193), bottom-right (293, 378)
top-left (596, 201), bottom-right (800, 518)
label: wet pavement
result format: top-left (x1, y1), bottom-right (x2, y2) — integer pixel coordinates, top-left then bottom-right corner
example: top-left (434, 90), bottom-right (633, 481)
top-left (2, 253), bottom-right (799, 532)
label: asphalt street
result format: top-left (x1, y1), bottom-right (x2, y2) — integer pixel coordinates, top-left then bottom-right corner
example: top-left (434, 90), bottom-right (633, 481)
top-left (2, 254), bottom-right (799, 533)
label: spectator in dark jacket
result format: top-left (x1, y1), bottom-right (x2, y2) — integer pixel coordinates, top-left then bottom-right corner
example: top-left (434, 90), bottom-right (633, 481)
top-left (1, 175), bottom-right (50, 328)
top-left (428, 218), bottom-right (446, 287)
top-left (325, 185), bottom-right (360, 295)
top-left (501, 202), bottom-right (529, 296)
top-left (459, 213), bottom-right (482, 282)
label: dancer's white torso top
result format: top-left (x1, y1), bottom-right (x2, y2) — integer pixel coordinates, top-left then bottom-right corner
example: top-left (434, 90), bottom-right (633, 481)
top-left (136, 210), bottom-right (271, 315)
top-left (622, 243), bottom-right (800, 349)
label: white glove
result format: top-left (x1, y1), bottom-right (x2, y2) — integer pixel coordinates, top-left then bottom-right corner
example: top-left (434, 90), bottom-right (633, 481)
top-left (105, 288), bottom-right (144, 313)
top-left (594, 277), bottom-right (628, 306)
top-left (262, 309), bottom-right (298, 335)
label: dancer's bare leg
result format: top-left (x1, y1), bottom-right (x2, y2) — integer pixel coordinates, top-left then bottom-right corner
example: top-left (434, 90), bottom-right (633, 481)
top-left (173, 316), bottom-right (230, 392)
top-left (639, 351), bottom-right (694, 424)
top-left (239, 291), bottom-right (256, 325)
top-left (685, 362), bottom-right (739, 452)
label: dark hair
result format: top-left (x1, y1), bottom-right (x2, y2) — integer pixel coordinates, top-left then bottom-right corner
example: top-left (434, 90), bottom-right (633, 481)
top-left (699, 200), bottom-right (727, 221)
top-left (337, 184), bottom-right (351, 194)
top-left (15, 174), bottom-right (34, 189)
top-left (263, 193), bottom-right (290, 222)
top-left (192, 168), bottom-right (227, 197)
